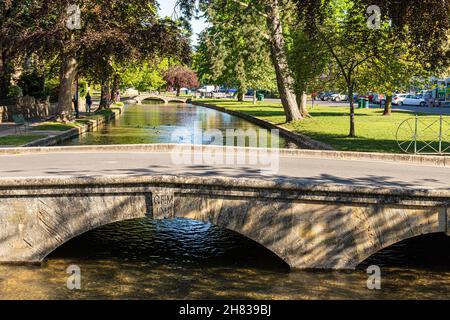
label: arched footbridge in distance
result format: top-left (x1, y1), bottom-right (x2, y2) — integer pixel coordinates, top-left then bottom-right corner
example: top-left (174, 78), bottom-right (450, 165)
top-left (0, 144), bottom-right (448, 270)
top-left (131, 93), bottom-right (189, 105)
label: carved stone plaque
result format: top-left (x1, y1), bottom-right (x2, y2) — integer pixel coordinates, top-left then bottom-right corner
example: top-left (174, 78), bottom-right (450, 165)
top-left (151, 189), bottom-right (175, 219)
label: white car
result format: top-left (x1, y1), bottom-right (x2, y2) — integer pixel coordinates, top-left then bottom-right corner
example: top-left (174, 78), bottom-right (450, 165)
top-left (394, 94), bottom-right (426, 106)
top-left (392, 94), bottom-right (408, 105)
top-left (330, 93), bottom-right (348, 102)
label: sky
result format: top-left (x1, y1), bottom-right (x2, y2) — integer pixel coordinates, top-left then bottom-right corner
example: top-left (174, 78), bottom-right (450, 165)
top-left (158, 0), bottom-right (207, 46)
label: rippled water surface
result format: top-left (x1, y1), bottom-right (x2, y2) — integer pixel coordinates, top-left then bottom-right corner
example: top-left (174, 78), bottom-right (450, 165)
top-left (1, 103), bottom-right (449, 299)
top-left (1, 218), bottom-right (450, 300)
top-left (63, 102), bottom-right (293, 147)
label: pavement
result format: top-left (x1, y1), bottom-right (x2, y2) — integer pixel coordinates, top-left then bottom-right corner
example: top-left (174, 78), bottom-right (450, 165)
top-left (0, 123), bottom-right (20, 137)
top-left (0, 149), bottom-right (448, 190)
top-left (391, 105), bottom-right (450, 115)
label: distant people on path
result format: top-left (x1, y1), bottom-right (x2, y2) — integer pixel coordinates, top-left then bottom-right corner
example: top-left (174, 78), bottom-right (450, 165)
top-left (86, 92), bottom-right (92, 113)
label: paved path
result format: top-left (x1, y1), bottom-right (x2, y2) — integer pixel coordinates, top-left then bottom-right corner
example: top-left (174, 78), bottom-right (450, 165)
top-left (391, 105), bottom-right (450, 115)
top-left (0, 149), bottom-right (448, 190)
top-left (0, 123), bottom-right (19, 137)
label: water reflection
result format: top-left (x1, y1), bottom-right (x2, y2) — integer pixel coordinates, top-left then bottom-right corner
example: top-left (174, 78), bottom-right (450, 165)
top-left (1, 217), bottom-right (450, 299)
top-left (64, 103), bottom-right (293, 148)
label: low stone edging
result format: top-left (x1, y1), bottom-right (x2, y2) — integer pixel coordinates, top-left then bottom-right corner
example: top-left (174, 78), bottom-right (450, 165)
top-left (0, 143), bottom-right (448, 167)
top-left (21, 106), bottom-right (124, 147)
top-left (191, 101), bottom-right (334, 150)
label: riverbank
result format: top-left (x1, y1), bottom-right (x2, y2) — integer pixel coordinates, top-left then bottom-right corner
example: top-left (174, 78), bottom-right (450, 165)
top-left (0, 104), bottom-right (124, 147)
top-left (192, 99), bottom-right (450, 153)
top-left (192, 100), bottom-right (333, 150)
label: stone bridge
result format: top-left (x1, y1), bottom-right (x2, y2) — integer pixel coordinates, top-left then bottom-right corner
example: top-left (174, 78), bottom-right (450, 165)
top-left (0, 145), bottom-right (448, 270)
top-left (132, 93), bottom-right (188, 105)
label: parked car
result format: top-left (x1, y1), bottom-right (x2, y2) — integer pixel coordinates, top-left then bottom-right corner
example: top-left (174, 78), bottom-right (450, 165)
top-left (392, 94), bottom-right (408, 105)
top-left (330, 93), bottom-right (348, 102)
top-left (404, 95), bottom-right (427, 106)
top-left (394, 94), bottom-right (426, 106)
top-left (318, 92), bottom-right (333, 101)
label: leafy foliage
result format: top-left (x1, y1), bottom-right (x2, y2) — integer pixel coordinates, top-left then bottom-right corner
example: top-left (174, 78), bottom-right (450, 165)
top-left (164, 65), bottom-right (200, 94)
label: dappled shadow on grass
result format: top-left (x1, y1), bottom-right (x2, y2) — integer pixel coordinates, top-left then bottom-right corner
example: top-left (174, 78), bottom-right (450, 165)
top-left (307, 111), bottom-right (376, 118)
top-left (302, 132), bottom-right (400, 153)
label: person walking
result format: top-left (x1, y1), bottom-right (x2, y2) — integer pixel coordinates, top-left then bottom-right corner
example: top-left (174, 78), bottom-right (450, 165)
top-left (86, 92), bottom-right (93, 113)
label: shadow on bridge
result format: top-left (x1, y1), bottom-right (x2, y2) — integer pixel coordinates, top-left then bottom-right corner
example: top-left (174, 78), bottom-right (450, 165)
top-left (21, 163), bottom-right (444, 189)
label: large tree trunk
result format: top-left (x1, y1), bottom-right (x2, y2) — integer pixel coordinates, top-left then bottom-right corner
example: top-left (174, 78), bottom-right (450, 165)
top-left (383, 95), bottom-right (393, 116)
top-left (237, 89), bottom-right (245, 102)
top-left (0, 50), bottom-right (11, 99)
top-left (297, 92), bottom-right (311, 118)
top-left (253, 90), bottom-right (257, 105)
top-left (56, 55), bottom-right (78, 116)
top-left (266, 0), bottom-right (302, 122)
top-left (110, 73), bottom-right (120, 102)
top-left (176, 86), bottom-right (181, 97)
top-left (99, 77), bottom-right (111, 110)
top-left (348, 85), bottom-right (356, 137)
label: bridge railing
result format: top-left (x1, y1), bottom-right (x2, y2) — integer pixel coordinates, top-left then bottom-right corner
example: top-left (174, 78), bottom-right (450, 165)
top-left (397, 115), bottom-right (450, 155)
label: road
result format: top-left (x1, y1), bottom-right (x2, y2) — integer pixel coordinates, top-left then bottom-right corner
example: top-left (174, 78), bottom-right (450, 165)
top-left (0, 148), bottom-right (448, 190)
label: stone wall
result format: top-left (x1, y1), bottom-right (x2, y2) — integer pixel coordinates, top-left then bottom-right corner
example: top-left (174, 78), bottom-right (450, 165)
top-left (0, 96), bottom-right (86, 122)
top-left (1, 96), bottom-right (54, 121)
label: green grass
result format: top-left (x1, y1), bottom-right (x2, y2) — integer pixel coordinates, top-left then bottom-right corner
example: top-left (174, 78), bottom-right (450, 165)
top-left (0, 134), bottom-right (47, 146)
top-left (95, 109), bottom-right (114, 116)
top-left (31, 122), bottom-right (80, 132)
top-left (197, 99), bottom-right (449, 153)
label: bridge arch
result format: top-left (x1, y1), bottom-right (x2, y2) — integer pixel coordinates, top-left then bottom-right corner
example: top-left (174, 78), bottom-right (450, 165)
top-left (357, 231), bottom-right (448, 268)
top-left (133, 94), bottom-right (188, 105)
top-left (141, 96), bottom-right (168, 104)
top-left (46, 216), bottom-right (290, 269)
top-left (0, 193), bottom-right (293, 266)
top-left (173, 196), bottom-right (448, 270)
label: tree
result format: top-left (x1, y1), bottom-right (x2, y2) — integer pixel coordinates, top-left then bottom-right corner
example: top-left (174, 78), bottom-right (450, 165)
top-left (164, 65), bottom-right (199, 96)
top-left (31, 0), bottom-right (190, 117)
top-left (361, 0), bottom-right (450, 115)
top-left (120, 60), bottom-right (168, 93)
top-left (179, 0), bottom-right (303, 122)
top-left (368, 32), bottom-right (430, 116)
top-left (295, 0), bottom-right (450, 135)
top-left (288, 23), bottom-right (331, 117)
top-left (0, 1), bottom-right (43, 99)
top-left (194, 9), bottom-right (276, 103)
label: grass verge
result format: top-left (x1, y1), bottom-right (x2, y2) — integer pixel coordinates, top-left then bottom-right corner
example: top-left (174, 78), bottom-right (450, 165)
top-left (197, 99), bottom-right (450, 153)
top-left (0, 134), bottom-right (47, 146)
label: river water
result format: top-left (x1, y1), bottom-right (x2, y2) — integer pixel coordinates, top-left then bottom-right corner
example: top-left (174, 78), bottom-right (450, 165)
top-left (1, 102), bottom-right (450, 299)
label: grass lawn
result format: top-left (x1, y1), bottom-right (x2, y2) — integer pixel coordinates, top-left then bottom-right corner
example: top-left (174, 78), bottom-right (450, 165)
top-left (197, 99), bottom-right (449, 153)
top-left (31, 122), bottom-right (81, 131)
top-left (0, 134), bottom-right (47, 146)
top-left (94, 109), bottom-right (114, 116)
